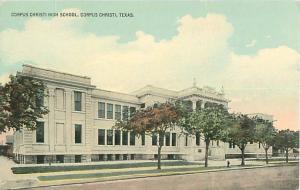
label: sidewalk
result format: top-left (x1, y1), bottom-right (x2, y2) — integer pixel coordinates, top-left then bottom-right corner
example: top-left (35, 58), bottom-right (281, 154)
top-left (0, 156), bottom-right (298, 190)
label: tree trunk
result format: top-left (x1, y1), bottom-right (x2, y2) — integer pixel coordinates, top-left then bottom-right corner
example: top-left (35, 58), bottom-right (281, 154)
top-left (157, 145), bottom-right (162, 170)
top-left (241, 146), bottom-right (245, 166)
top-left (265, 148), bottom-right (268, 164)
top-left (204, 139), bottom-right (210, 167)
top-left (285, 148), bottom-right (289, 163)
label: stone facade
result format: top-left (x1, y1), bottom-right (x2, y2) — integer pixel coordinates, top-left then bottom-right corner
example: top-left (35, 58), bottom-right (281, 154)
top-left (13, 65), bottom-right (267, 164)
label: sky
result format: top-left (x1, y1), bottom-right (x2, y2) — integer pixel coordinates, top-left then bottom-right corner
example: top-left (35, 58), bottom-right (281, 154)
top-left (0, 1), bottom-right (299, 142)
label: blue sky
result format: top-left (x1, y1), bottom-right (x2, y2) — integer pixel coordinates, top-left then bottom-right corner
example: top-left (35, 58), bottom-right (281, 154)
top-left (0, 1), bottom-right (299, 130)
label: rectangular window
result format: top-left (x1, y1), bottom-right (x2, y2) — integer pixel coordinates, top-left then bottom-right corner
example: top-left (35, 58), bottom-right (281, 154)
top-left (159, 134), bottom-right (164, 146)
top-left (98, 102), bottom-right (105, 118)
top-left (130, 131), bottom-right (135, 146)
top-left (122, 131), bottom-right (128, 145)
top-left (75, 124), bottom-right (82, 144)
top-left (130, 154), bottom-right (135, 160)
top-left (56, 155), bottom-right (64, 163)
top-left (36, 155), bottom-right (45, 164)
top-left (122, 106), bottom-right (129, 121)
top-left (75, 155), bottom-right (81, 163)
top-left (107, 103), bottom-right (113, 119)
top-left (141, 132), bottom-right (145, 146)
top-left (123, 154), bottom-right (128, 160)
top-left (36, 122), bottom-right (44, 143)
top-left (229, 142), bottom-right (232, 148)
top-left (172, 133), bottom-right (176, 146)
top-left (130, 107), bottom-right (136, 118)
top-left (233, 142), bottom-right (236, 148)
top-left (185, 134), bottom-right (188, 146)
top-left (152, 134), bottom-right (157, 146)
top-left (74, 91), bottom-right (82, 111)
top-left (98, 129), bottom-right (105, 145)
top-left (107, 154), bottom-right (113, 161)
top-left (99, 154), bottom-right (105, 161)
top-left (165, 132), bottom-right (170, 146)
top-left (115, 105), bottom-right (121, 120)
top-left (107, 130), bottom-right (113, 145)
top-left (196, 132), bottom-right (200, 146)
top-left (217, 140), bottom-right (219, 146)
top-left (115, 130), bottom-right (121, 145)
top-left (259, 142), bottom-right (261, 149)
top-left (115, 154), bottom-right (121, 160)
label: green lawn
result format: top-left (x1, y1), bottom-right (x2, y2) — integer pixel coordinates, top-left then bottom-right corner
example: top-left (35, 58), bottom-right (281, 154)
top-left (12, 161), bottom-right (199, 174)
top-left (37, 166), bottom-right (225, 181)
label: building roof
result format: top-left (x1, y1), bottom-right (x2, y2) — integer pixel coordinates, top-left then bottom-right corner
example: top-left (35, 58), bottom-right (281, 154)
top-left (21, 65), bottom-right (229, 104)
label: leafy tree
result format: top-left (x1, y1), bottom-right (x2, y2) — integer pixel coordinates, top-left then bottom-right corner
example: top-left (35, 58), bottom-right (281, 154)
top-left (224, 114), bottom-right (256, 166)
top-left (0, 83), bottom-right (7, 133)
top-left (114, 102), bottom-right (182, 169)
top-left (182, 104), bottom-right (230, 167)
top-left (0, 74), bottom-right (49, 132)
top-left (274, 129), bottom-right (299, 163)
top-left (254, 117), bottom-right (276, 164)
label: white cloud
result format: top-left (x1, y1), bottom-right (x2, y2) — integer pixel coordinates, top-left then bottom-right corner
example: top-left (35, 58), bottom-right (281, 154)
top-left (245, 39), bottom-right (257, 47)
top-left (0, 12), bottom-right (233, 91)
top-left (0, 10), bottom-right (299, 130)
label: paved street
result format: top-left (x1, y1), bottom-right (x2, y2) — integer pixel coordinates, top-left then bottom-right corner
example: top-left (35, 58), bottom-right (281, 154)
top-left (33, 165), bottom-right (299, 190)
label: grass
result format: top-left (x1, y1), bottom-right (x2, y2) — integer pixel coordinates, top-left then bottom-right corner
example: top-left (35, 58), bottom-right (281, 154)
top-left (37, 166), bottom-right (226, 181)
top-left (36, 163), bottom-right (298, 184)
top-left (11, 161), bottom-right (199, 174)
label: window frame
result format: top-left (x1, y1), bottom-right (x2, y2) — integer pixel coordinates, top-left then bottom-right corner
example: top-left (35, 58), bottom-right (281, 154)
top-left (36, 121), bottom-right (45, 143)
top-left (98, 102), bottom-right (105, 118)
top-left (115, 130), bottom-right (121, 145)
top-left (74, 91), bottom-right (82, 111)
top-left (172, 133), bottom-right (176, 146)
top-left (98, 129), bottom-right (105, 145)
top-left (122, 131), bottom-right (128, 145)
top-left (74, 124), bottom-right (82, 144)
top-left (107, 129), bottom-right (113, 145)
top-left (115, 104), bottom-right (121, 120)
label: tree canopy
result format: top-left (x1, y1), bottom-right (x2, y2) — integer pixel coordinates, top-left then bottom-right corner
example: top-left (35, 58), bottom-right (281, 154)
top-left (254, 117), bottom-right (276, 164)
top-left (0, 75), bottom-right (49, 132)
top-left (274, 129), bottom-right (299, 163)
top-left (224, 114), bottom-right (256, 166)
top-left (114, 102), bottom-right (182, 169)
top-left (181, 104), bottom-right (230, 167)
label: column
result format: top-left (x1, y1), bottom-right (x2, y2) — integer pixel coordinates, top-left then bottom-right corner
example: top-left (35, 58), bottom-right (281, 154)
top-left (48, 87), bottom-right (55, 152)
top-left (192, 100), bottom-right (197, 111)
top-left (201, 101), bottom-right (206, 109)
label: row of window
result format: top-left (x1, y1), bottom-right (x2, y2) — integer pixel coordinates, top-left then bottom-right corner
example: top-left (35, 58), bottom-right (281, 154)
top-left (37, 122), bottom-right (257, 149)
top-left (98, 129), bottom-right (138, 146)
top-left (98, 102), bottom-right (136, 120)
top-left (97, 129), bottom-right (177, 147)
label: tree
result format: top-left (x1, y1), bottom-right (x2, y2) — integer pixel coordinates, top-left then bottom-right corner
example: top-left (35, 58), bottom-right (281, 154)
top-left (274, 129), bottom-right (299, 163)
top-left (182, 104), bottom-right (230, 167)
top-left (114, 102), bottom-right (182, 169)
top-left (254, 117), bottom-right (276, 164)
top-left (0, 83), bottom-right (7, 132)
top-left (0, 74), bottom-right (49, 132)
top-left (224, 114), bottom-right (256, 166)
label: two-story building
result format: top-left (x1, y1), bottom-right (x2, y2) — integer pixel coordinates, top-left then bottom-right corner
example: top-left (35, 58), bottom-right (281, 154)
top-left (13, 65), bottom-right (267, 164)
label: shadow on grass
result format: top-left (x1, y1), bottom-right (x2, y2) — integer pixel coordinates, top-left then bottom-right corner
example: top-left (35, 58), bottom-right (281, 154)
top-left (12, 161), bottom-right (200, 174)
